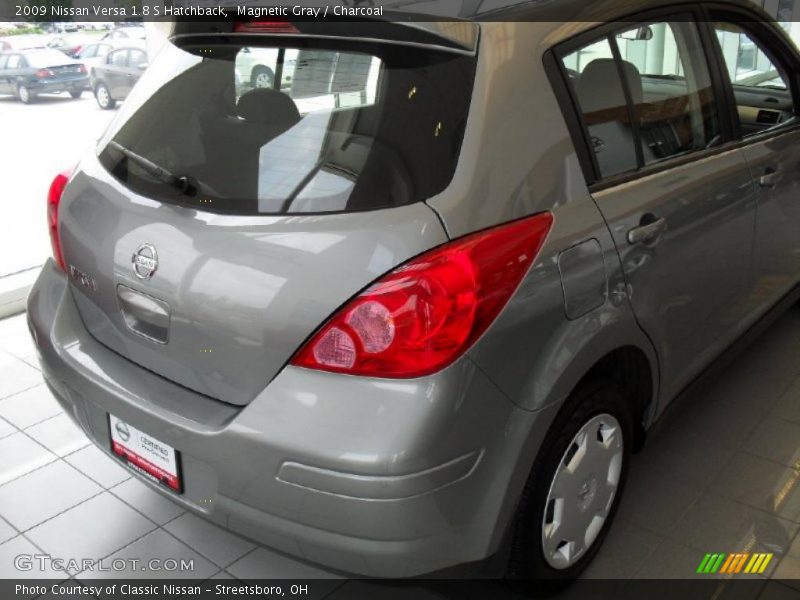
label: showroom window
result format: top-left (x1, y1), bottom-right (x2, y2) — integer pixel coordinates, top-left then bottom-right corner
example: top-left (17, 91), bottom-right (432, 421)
top-left (559, 18), bottom-right (722, 181)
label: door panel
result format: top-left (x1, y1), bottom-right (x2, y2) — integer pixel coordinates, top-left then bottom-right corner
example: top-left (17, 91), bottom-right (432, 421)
top-left (594, 152), bottom-right (756, 401)
top-left (559, 18), bottom-right (760, 404)
top-left (740, 130), bottom-right (800, 302)
top-left (710, 20), bottom-right (800, 308)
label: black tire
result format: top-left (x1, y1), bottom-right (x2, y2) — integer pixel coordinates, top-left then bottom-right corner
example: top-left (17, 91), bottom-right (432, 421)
top-left (69, 89), bottom-right (83, 99)
top-left (17, 84), bottom-right (32, 104)
top-left (95, 83), bottom-right (115, 109)
top-left (507, 379), bottom-right (632, 587)
top-left (250, 65), bottom-right (275, 89)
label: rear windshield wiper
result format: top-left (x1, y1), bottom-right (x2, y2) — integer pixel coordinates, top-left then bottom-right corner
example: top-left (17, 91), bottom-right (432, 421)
top-left (109, 141), bottom-right (196, 196)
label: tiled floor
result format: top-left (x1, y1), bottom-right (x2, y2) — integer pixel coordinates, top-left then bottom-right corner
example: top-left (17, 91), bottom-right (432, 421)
top-left (3, 307), bottom-right (800, 596)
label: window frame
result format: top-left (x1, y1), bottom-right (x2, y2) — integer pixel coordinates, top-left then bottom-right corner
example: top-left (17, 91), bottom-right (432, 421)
top-left (701, 3), bottom-right (800, 145)
top-left (544, 5), bottom-right (752, 191)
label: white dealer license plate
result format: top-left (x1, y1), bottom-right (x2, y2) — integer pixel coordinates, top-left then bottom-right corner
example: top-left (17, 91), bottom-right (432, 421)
top-left (108, 414), bottom-right (182, 493)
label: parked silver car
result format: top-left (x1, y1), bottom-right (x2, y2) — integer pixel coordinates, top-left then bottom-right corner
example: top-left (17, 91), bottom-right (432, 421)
top-left (27, 0), bottom-right (800, 581)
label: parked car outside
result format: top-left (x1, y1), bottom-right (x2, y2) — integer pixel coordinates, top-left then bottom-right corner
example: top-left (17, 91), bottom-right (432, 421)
top-left (0, 34), bottom-right (47, 52)
top-left (74, 41), bottom-right (115, 71)
top-left (0, 48), bottom-right (87, 103)
top-left (26, 0), bottom-right (800, 584)
top-left (46, 33), bottom-right (96, 58)
top-left (90, 42), bottom-right (147, 109)
top-left (101, 26), bottom-right (146, 42)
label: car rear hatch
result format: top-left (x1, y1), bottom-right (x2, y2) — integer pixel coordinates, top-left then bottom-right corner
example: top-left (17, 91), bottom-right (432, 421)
top-left (59, 23), bottom-right (477, 406)
top-left (25, 49), bottom-right (85, 82)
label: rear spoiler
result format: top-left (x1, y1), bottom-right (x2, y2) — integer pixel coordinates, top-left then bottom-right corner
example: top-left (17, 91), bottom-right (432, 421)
top-left (170, 19), bottom-right (479, 55)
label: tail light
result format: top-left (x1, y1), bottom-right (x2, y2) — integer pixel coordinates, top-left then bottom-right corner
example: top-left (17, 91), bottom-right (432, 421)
top-left (234, 20), bottom-right (299, 34)
top-left (47, 170), bottom-right (72, 271)
top-left (77, 64), bottom-right (87, 74)
top-left (290, 212), bottom-right (554, 378)
top-left (35, 69), bottom-right (54, 79)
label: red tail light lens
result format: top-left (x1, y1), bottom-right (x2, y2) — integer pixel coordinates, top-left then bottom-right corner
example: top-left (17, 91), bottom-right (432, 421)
top-left (35, 69), bottom-right (54, 79)
top-left (234, 20), bottom-right (300, 34)
top-left (290, 212), bottom-right (554, 378)
top-left (47, 170), bottom-right (72, 271)
top-left (77, 64), bottom-right (87, 73)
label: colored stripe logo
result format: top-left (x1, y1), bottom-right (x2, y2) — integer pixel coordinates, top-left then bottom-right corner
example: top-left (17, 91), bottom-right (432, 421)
top-left (696, 552), bottom-right (772, 574)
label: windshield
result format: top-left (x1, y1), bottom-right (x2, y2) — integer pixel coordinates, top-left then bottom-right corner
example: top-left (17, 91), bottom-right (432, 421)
top-left (98, 36), bottom-right (476, 215)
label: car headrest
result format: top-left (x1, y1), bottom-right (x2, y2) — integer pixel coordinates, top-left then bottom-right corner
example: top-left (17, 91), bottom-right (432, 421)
top-left (236, 88), bottom-right (300, 126)
top-left (577, 58), bottom-right (643, 115)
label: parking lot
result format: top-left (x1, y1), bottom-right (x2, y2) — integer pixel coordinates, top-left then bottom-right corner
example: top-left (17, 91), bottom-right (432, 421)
top-left (0, 84), bottom-right (114, 277)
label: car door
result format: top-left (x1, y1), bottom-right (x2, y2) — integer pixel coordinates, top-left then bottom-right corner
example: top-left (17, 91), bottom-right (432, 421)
top-left (105, 49), bottom-right (128, 98)
top-left (0, 55), bottom-right (9, 94)
top-left (708, 13), bottom-right (800, 308)
top-left (4, 54), bottom-right (22, 94)
top-left (553, 13), bottom-right (759, 405)
top-left (119, 48), bottom-right (147, 99)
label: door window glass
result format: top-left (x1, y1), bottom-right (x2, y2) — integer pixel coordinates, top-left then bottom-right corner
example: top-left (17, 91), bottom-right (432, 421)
top-left (129, 50), bottom-right (147, 69)
top-left (6, 55), bottom-right (20, 69)
top-left (109, 50), bottom-right (127, 67)
top-left (713, 22), bottom-right (795, 135)
top-left (714, 24), bottom-right (787, 89)
top-left (561, 19), bottom-right (722, 180)
top-left (562, 38), bottom-right (639, 178)
top-left (617, 21), bottom-right (721, 164)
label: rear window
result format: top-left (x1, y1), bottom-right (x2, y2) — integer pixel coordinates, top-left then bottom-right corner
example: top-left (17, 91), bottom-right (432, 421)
top-left (98, 36), bottom-right (476, 215)
top-left (24, 50), bottom-right (74, 67)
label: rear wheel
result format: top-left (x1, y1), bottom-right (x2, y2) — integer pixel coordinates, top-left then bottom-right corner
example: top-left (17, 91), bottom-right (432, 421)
top-left (17, 84), bottom-right (32, 104)
top-left (251, 66), bottom-right (275, 89)
top-left (508, 380), bottom-right (632, 584)
top-left (95, 83), bottom-right (115, 109)
top-left (69, 89), bottom-right (83, 99)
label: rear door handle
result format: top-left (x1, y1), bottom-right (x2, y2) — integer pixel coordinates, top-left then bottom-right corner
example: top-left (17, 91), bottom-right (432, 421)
top-left (759, 167), bottom-right (782, 188)
top-left (627, 215), bottom-right (667, 245)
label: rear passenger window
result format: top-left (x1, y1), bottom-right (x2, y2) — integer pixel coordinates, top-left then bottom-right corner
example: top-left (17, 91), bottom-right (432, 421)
top-left (560, 19), bottom-right (721, 180)
top-left (563, 38), bottom-right (638, 177)
top-left (109, 50), bottom-right (127, 67)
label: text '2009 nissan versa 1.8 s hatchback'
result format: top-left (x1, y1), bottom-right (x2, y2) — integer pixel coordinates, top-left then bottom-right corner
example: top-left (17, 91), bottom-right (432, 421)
top-left (26, 0), bottom-right (800, 581)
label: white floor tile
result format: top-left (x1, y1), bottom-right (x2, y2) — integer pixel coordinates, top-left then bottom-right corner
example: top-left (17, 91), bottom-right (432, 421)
top-left (26, 492), bottom-right (156, 575)
top-left (25, 413), bottom-right (89, 457)
top-left (111, 478), bottom-right (184, 525)
top-left (0, 461), bottom-right (101, 531)
top-left (0, 432), bottom-right (56, 486)
top-left (65, 445), bottom-right (130, 488)
top-left (0, 384), bottom-right (62, 429)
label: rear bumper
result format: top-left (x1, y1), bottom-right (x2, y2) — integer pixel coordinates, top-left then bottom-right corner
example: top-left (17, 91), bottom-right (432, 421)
top-left (29, 76), bottom-right (89, 93)
top-left (27, 261), bottom-right (557, 577)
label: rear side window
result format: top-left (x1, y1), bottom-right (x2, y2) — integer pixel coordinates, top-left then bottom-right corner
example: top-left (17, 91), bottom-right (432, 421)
top-left (562, 38), bottom-right (639, 178)
top-left (98, 38), bottom-right (476, 215)
top-left (129, 49), bottom-right (147, 69)
top-left (109, 50), bottom-right (127, 67)
top-left (559, 19), bottom-right (721, 181)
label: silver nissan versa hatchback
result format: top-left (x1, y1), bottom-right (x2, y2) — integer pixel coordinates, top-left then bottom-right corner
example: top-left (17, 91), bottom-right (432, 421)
top-left (27, 0), bottom-right (800, 581)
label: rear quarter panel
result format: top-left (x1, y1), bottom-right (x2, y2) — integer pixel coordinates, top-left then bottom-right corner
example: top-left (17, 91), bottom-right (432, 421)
top-left (427, 22), bottom-right (659, 416)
